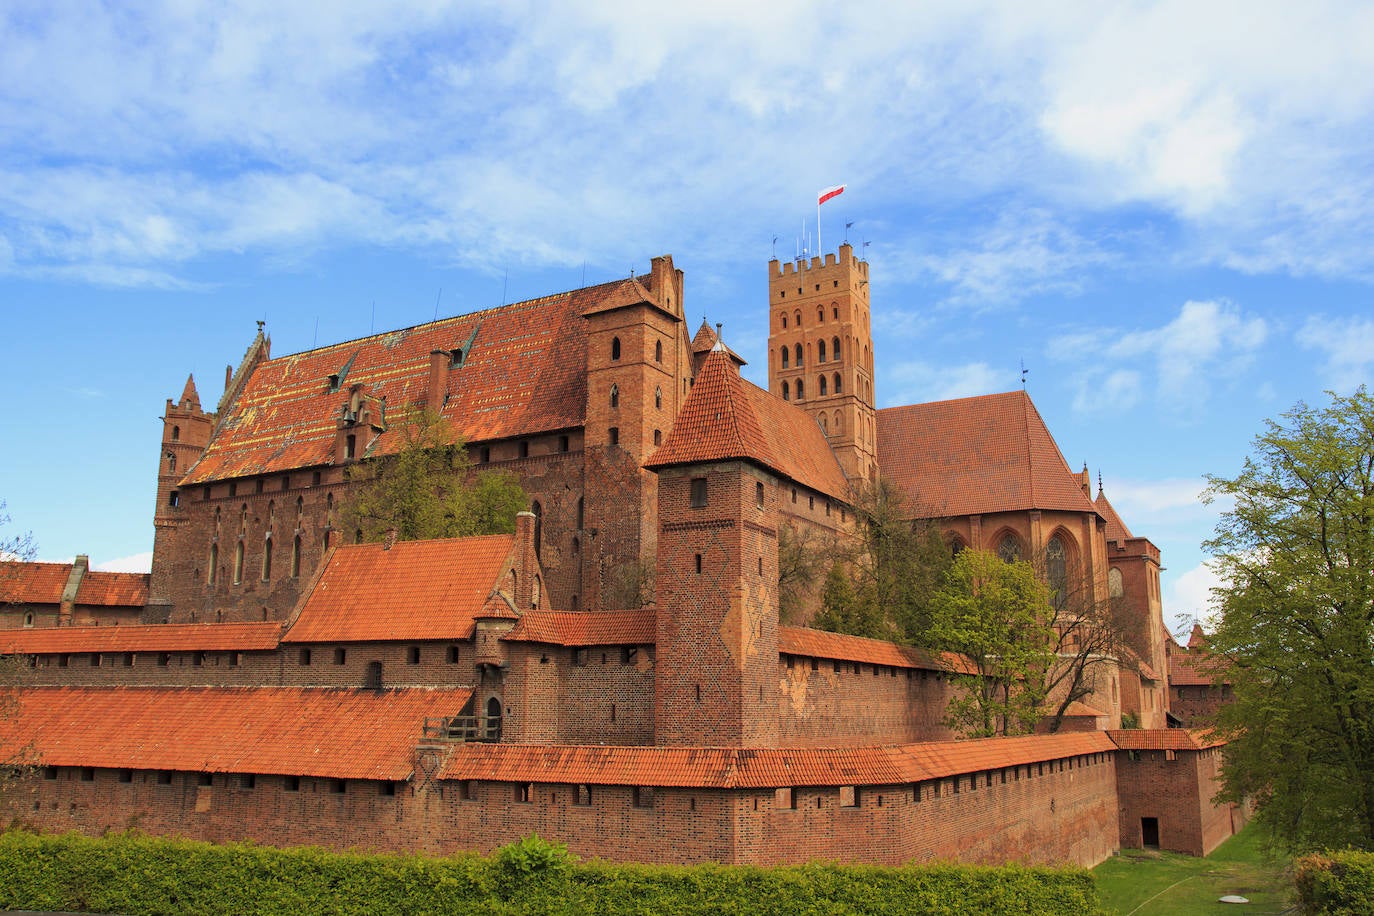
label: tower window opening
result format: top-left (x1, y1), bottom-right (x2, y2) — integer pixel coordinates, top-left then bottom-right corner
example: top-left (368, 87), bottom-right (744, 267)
top-left (781, 347), bottom-right (789, 369)
top-left (609, 384), bottom-right (619, 409)
top-left (833, 336), bottom-right (841, 360)
top-left (782, 381), bottom-right (790, 401)
top-left (171, 425), bottom-right (180, 441)
top-left (690, 478), bottom-right (708, 508)
top-left (611, 337), bottom-right (621, 360)
top-left (655, 386), bottom-right (662, 409)
top-left (818, 340), bottom-right (826, 362)
top-left (794, 343), bottom-right (803, 367)
top-left (694, 554), bottom-right (702, 574)
top-left (608, 426), bottom-right (619, 446)
top-left (796, 380), bottom-right (804, 400)
top-left (819, 376), bottom-right (827, 396)
top-left (834, 373), bottom-right (842, 394)
top-left (655, 340), bottom-right (663, 362)
top-left (781, 312), bottom-right (788, 326)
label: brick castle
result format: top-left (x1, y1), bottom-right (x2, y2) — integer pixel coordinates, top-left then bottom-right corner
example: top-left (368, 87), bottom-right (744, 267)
top-left (0, 245), bottom-right (1241, 865)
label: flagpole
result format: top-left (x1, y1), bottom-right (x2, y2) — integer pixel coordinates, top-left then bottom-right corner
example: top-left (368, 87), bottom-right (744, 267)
top-left (817, 197), bottom-right (822, 256)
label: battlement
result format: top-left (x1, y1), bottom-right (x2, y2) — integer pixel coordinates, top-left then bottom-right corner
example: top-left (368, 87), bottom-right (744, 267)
top-left (769, 243), bottom-right (868, 281)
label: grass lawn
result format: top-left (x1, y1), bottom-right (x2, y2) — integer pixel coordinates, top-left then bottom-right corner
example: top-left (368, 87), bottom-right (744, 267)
top-left (1094, 824), bottom-right (1294, 915)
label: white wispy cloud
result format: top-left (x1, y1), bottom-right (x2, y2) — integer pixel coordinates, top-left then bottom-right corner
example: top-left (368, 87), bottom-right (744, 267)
top-left (92, 552), bottom-right (153, 574)
top-left (882, 359), bottom-right (1006, 406)
top-left (1297, 313), bottom-right (1374, 393)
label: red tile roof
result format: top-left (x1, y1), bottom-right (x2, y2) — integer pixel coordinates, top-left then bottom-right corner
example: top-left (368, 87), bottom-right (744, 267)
top-left (1108, 728), bottom-right (1225, 751)
top-left (1169, 649), bottom-right (1229, 687)
top-left (876, 391), bottom-right (1098, 518)
top-left (282, 536), bottom-right (515, 643)
top-left (504, 610), bottom-right (655, 646)
top-left (0, 686), bottom-right (470, 780)
top-left (437, 732), bottom-right (1115, 787)
top-left (0, 622), bottom-right (282, 655)
top-left (182, 275), bottom-right (661, 484)
top-left (2, 562), bottom-right (72, 604)
top-left (647, 347), bottom-right (850, 500)
top-left (75, 571), bottom-right (149, 607)
top-left (1095, 490), bottom-right (1134, 542)
top-left (778, 626), bottom-right (977, 674)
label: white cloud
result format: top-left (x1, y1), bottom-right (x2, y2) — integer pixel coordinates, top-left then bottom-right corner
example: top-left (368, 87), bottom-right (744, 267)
top-left (93, 552), bottom-right (153, 574)
top-left (1297, 314), bottom-right (1374, 392)
top-left (1165, 559), bottom-right (1224, 628)
top-left (882, 360), bottom-right (1006, 406)
top-left (1107, 477), bottom-right (1209, 516)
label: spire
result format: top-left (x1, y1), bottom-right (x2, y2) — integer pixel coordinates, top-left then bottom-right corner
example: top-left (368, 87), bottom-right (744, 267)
top-left (179, 374), bottom-right (201, 410)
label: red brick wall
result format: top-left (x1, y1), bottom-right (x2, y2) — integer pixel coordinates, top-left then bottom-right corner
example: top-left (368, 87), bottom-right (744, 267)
top-left (1169, 685), bottom-right (1232, 727)
top-left (1115, 746), bottom-right (1238, 856)
top-left (777, 656), bottom-right (960, 745)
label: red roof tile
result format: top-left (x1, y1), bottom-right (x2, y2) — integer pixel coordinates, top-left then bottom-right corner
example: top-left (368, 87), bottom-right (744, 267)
top-left (504, 610), bottom-right (655, 646)
top-left (778, 626), bottom-right (977, 674)
top-left (0, 622), bottom-right (282, 655)
top-left (75, 571), bottom-right (149, 607)
top-left (183, 275), bottom-right (662, 484)
top-left (1, 562), bottom-right (72, 604)
top-left (437, 732), bottom-right (1115, 787)
top-left (647, 348), bottom-right (850, 500)
top-left (1095, 490), bottom-right (1134, 542)
top-left (0, 686), bottom-right (470, 780)
top-left (1169, 649), bottom-right (1229, 687)
top-left (876, 391), bottom-right (1098, 518)
top-left (1108, 728), bottom-right (1225, 751)
top-left (282, 536), bottom-right (515, 643)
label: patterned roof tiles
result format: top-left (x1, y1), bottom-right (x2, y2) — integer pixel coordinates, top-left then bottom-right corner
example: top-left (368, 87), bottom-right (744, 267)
top-left (647, 348), bottom-right (849, 500)
top-left (1, 562), bottom-right (71, 604)
top-left (1095, 489), bottom-right (1134, 542)
top-left (0, 622), bottom-right (282, 655)
top-left (75, 571), bottom-right (149, 607)
top-left (1169, 649), bottom-right (1229, 687)
top-left (1108, 728), bottom-right (1225, 751)
top-left (504, 610), bottom-right (656, 646)
top-left (876, 391), bottom-right (1098, 518)
top-left (282, 536), bottom-right (516, 643)
top-left (183, 277), bottom-right (654, 484)
top-left (0, 686), bottom-right (471, 780)
top-left (437, 732), bottom-right (1115, 788)
top-left (778, 626), bottom-right (977, 674)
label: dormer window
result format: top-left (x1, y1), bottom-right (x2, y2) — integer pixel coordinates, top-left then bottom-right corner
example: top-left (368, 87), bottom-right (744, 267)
top-left (451, 348), bottom-right (464, 367)
top-left (327, 373), bottom-right (341, 393)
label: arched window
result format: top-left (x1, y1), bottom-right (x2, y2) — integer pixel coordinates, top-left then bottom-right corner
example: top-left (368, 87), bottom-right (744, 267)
top-left (653, 429), bottom-right (661, 446)
top-left (820, 414), bottom-right (829, 432)
top-left (794, 310), bottom-right (801, 327)
top-left (1047, 536), bottom-right (1067, 609)
top-left (655, 386), bottom-right (662, 409)
top-left (576, 497), bottom-right (585, 530)
top-left (834, 372), bottom-right (843, 393)
top-left (166, 452), bottom-right (176, 472)
top-left (817, 306), bottom-right (823, 323)
top-left (295, 496), bottom-right (304, 525)
top-left (819, 375), bottom-right (828, 395)
top-left (609, 384), bottom-right (619, 409)
top-left (781, 313), bottom-right (788, 329)
top-left (794, 343), bottom-right (803, 367)
top-left (1108, 567), bottom-right (1124, 599)
top-left (833, 336), bottom-right (841, 360)
top-left (611, 337), bottom-right (621, 360)
top-left (485, 697), bottom-right (502, 741)
top-left (655, 340), bottom-right (663, 362)
top-left (796, 379), bottom-right (805, 400)
top-left (532, 501), bottom-right (543, 560)
top-left (949, 536), bottom-right (966, 558)
top-left (291, 534), bottom-right (302, 578)
top-left (818, 339), bottom-right (827, 362)
top-left (233, 542), bottom-right (244, 585)
top-left (262, 536), bottom-right (273, 581)
top-left (171, 425), bottom-right (180, 441)
top-left (997, 535), bottom-right (1021, 563)
top-left (781, 347), bottom-right (789, 369)
top-left (208, 544), bottom-right (218, 586)
top-left (834, 412), bottom-right (844, 432)
top-left (214, 506), bottom-right (221, 534)
top-left (782, 381), bottom-right (790, 401)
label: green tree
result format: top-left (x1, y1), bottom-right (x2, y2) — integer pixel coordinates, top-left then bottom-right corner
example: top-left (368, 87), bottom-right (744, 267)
top-left (338, 409), bottom-right (527, 543)
top-left (927, 548), bottom-right (1055, 737)
top-left (1205, 387), bottom-right (1374, 851)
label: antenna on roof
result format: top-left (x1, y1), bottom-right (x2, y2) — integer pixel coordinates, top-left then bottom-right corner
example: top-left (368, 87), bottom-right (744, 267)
top-left (433, 288), bottom-right (442, 321)
top-left (772, 235), bottom-right (778, 260)
top-left (1020, 359), bottom-right (1028, 389)
top-left (312, 317), bottom-right (319, 348)
top-left (845, 220), bottom-right (853, 243)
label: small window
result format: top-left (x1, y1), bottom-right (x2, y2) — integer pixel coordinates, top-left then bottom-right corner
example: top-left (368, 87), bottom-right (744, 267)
top-left (407, 646), bottom-right (421, 665)
top-left (157, 652), bottom-right (170, 667)
top-left (379, 781), bottom-right (396, 797)
top-left (197, 773), bottom-right (213, 787)
top-left (573, 648), bottom-right (589, 666)
top-left (782, 381), bottom-right (790, 401)
top-left (58, 653), bottom-right (69, 668)
top-left (90, 653), bottom-right (101, 667)
top-left (515, 783), bottom-right (533, 803)
top-left (285, 775), bottom-right (300, 792)
top-left (157, 771), bottom-right (174, 786)
top-left (611, 337), bottom-right (621, 360)
top-left (123, 652), bottom-right (134, 667)
top-left (330, 779), bottom-right (347, 794)
top-left (755, 482), bottom-right (765, 508)
top-left (655, 386), bottom-right (662, 409)
top-left (781, 347), bottom-right (790, 369)
top-left (334, 647), bottom-right (346, 665)
top-left (694, 554), bottom-right (702, 574)
top-left (575, 784), bottom-right (592, 806)
top-left (620, 646), bottom-right (638, 665)
top-left (169, 490), bottom-right (180, 507)
top-left (608, 427), bottom-right (619, 446)
top-left (776, 787), bottom-right (797, 809)
top-left (43, 766), bottom-right (58, 781)
top-left (796, 379), bottom-right (804, 400)
top-left (446, 645), bottom-right (460, 664)
top-left (344, 434), bottom-right (356, 460)
top-left (193, 651), bottom-right (206, 667)
top-left (118, 769), bottom-right (134, 784)
top-left (690, 477), bottom-right (708, 508)
top-left (519, 441), bottom-right (529, 458)
top-left (80, 767), bottom-right (95, 782)
top-left (839, 786), bottom-right (858, 807)
top-left (299, 648), bottom-right (313, 666)
top-left (653, 429), bottom-right (661, 446)
top-left (558, 435), bottom-right (569, 453)
top-left (22, 612), bottom-right (33, 628)
top-left (632, 786), bottom-right (655, 809)
top-left (239, 774), bottom-right (257, 789)
top-left (479, 446), bottom-right (491, 463)
top-left (459, 780), bottom-right (476, 801)
top-left (655, 340), bottom-right (663, 362)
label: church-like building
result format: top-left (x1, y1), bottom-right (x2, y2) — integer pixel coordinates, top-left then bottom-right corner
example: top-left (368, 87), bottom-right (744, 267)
top-left (0, 246), bottom-right (1239, 865)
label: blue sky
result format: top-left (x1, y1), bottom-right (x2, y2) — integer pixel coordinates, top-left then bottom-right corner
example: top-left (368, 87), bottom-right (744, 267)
top-left (1, 1), bottom-right (1371, 634)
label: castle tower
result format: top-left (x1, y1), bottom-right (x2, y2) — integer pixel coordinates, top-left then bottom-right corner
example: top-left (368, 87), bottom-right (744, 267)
top-left (767, 243), bottom-right (877, 482)
top-left (147, 375), bottom-right (215, 622)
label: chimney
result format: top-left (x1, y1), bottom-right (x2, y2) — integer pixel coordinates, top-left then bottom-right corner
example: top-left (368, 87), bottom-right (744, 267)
top-left (384, 528), bottom-right (398, 550)
top-left (427, 350), bottom-right (450, 409)
top-left (513, 511), bottom-right (537, 610)
top-left (58, 555), bottom-right (89, 627)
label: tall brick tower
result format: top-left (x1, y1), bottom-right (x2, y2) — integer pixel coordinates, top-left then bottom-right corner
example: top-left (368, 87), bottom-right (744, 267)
top-left (767, 243), bottom-right (877, 482)
top-left (646, 346), bottom-right (781, 747)
top-left (146, 375), bottom-right (214, 622)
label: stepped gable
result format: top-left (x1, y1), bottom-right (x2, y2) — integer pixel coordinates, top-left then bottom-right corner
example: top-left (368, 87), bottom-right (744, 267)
top-left (437, 732), bottom-right (1113, 788)
top-left (0, 621), bottom-right (281, 655)
top-left (183, 275), bottom-right (653, 485)
top-left (0, 686), bottom-right (470, 780)
top-left (877, 391), bottom-right (1099, 518)
top-left (778, 626), bottom-right (976, 675)
top-left (1095, 489), bottom-right (1134, 542)
top-left (503, 609), bottom-right (655, 646)
top-left (282, 535), bottom-right (517, 643)
top-left (646, 346), bottom-right (849, 501)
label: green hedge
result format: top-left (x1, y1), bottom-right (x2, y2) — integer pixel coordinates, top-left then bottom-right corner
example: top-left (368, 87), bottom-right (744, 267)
top-left (1296, 851), bottom-right (1374, 915)
top-left (0, 830), bottom-right (1103, 915)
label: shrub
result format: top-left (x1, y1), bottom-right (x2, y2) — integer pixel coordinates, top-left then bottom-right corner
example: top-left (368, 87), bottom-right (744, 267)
top-left (1296, 851), bottom-right (1374, 915)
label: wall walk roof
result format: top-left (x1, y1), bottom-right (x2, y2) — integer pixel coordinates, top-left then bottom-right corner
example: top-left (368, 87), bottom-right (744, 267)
top-left (778, 626), bottom-right (976, 674)
top-left (0, 622), bottom-right (282, 655)
top-left (183, 275), bottom-right (660, 484)
top-left (282, 535), bottom-right (515, 643)
top-left (877, 391), bottom-right (1098, 518)
top-left (1108, 728), bottom-right (1225, 751)
top-left (437, 732), bottom-right (1114, 788)
top-left (503, 610), bottom-right (656, 646)
top-left (647, 347), bottom-right (850, 500)
top-left (0, 686), bottom-right (471, 780)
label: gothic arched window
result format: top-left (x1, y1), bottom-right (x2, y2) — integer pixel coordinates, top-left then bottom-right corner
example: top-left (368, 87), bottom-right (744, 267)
top-left (782, 381), bottom-right (790, 401)
top-left (997, 534), bottom-right (1021, 563)
top-left (655, 386), bottom-right (662, 409)
top-left (611, 337), bottom-right (621, 361)
top-left (833, 336), bottom-right (841, 360)
top-left (796, 379), bottom-right (805, 400)
top-left (609, 384), bottom-right (619, 409)
top-left (818, 339), bottom-right (827, 362)
top-left (781, 347), bottom-right (789, 369)
top-left (1108, 567), bottom-right (1124, 599)
top-left (655, 340), bottom-right (663, 363)
top-left (1047, 536), bottom-right (1067, 609)
top-left (819, 375), bottom-right (828, 395)
top-left (794, 343), bottom-right (803, 367)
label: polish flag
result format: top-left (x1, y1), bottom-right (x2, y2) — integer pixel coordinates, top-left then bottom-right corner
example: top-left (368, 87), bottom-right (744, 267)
top-left (818, 185), bottom-right (845, 206)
